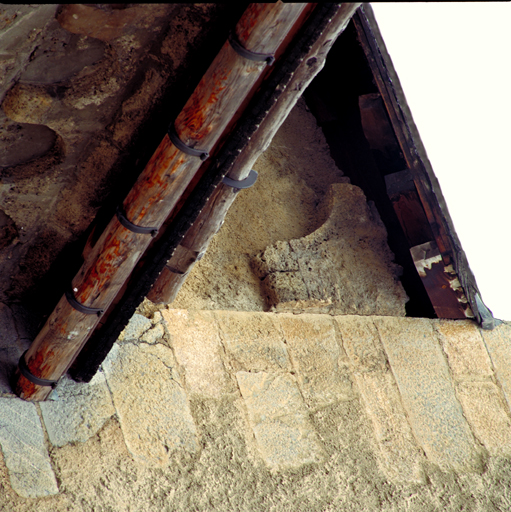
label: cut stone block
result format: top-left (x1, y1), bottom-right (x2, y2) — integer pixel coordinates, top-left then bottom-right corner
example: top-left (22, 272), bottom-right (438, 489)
top-left (215, 311), bottom-right (291, 372)
top-left (236, 371), bottom-right (325, 471)
top-left (434, 320), bottom-right (493, 380)
top-left (162, 309), bottom-right (232, 398)
top-left (252, 184), bottom-right (408, 316)
top-left (353, 371), bottom-right (425, 483)
top-left (39, 372), bottom-right (115, 447)
top-left (0, 397), bottom-right (58, 498)
top-left (456, 381), bottom-right (511, 456)
top-left (335, 315), bottom-right (387, 373)
top-left (480, 323), bottom-right (511, 410)
top-left (102, 342), bottom-right (199, 466)
top-left (118, 313), bottom-right (152, 342)
top-left (278, 313), bottom-right (353, 407)
top-left (375, 317), bottom-right (483, 472)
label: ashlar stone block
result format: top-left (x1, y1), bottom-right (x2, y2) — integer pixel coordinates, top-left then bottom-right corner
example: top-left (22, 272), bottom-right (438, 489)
top-left (277, 313), bottom-right (353, 408)
top-left (236, 371), bottom-right (325, 471)
top-left (102, 342), bottom-right (199, 467)
top-left (481, 322), bottom-right (511, 411)
top-left (162, 309), bottom-right (232, 398)
top-left (375, 317), bottom-right (483, 472)
top-left (39, 372), bottom-right (115, 447)
top-left (0, 398), bottom-right (58, 498)
top-left (215, 311), bottom-right (291, 373)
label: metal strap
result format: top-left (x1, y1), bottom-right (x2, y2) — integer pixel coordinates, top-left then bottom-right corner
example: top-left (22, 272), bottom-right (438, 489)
top-left (167, 124), bottom-right (209, 161)
top-left (116, 207), bottom-right (158, 237)
top-left (65, 290), bottom-right (104, 316)
top-left (228, 31), bottom-right (275, 65)
top-left (18, 351), bottom-right (58, 387)
top-left (222, 169), bottom-right (258, 191)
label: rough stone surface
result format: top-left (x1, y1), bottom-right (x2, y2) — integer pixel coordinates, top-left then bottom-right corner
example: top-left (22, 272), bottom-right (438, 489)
top-left (481, 322), bottom-right (511, 409)
top-left (354, 371), bottom-right (426, 483)
top-left (434, 319), bottom-right (494, 380)
top-left (335, 315), bottom-right (387, 373)
top-left (102, 342), bottom-right (199, 466)
top-left (337, 315), bottom-right (425, 483)
top-left (163, 309), bottom-right (233, 398)
top-left (216, 311), bottom-right (291, 373)
top-left (455, 381), bottom-right (511, 456)
top-left (375, 317), bottom-right (483, 472)
top-left (236, 371), bottom-right (325, 470)
top-left (277, 313), bottom-right (354, 408)
top-left (0, 397), bottom-right (58, 498)
top-left (39, 372), bottom-right (115, 447)
top-left (117, 313), bottom-right (152, 342)
top-left (251, 183), bottom-right (408, 316)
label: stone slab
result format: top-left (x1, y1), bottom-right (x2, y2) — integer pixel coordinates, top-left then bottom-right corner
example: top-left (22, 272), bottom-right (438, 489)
top-left (118, 313), bottom-right (152, 342)
top-left (215, 311), bottom-right (291, 372)
top-left (375, 317), bottom-right (482, 472)
top-left (39, 372), bottom-right (115, 447)
top-left (0, 397), bottom-right (58, 498)
top-left (102, 342), bottom-right (199, 466)
top-left (335, 315), bottom-right (387, 373)
top-left (236, 371), bottom-right (325, 471)
top-left (277, 313), bottom-right (353, 407)
top-left (456, 381), bottom-right (511, 457)
top-left (480, 323), bottom-right (511, 410)
top-left (354, 372), bottom-right (425, 483)
top-left (434, 320), bottom-right (493, 380)
top-left (162, 309), bottom-right (232, 398)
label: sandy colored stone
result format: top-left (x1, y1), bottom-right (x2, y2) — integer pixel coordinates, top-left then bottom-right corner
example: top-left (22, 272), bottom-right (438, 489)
top-left (215, 311), bottom-right (291, 372)
top-left (0, 398), bottom-right (58, 498)
top-left (163, 309), bottom-right (232, 398)
top-left (375, 317), bottom-right (483, 472)
top-left (140, 323), bottom-right (164, 344)
top-left (434, 319), bottom-right (493, 380)
top-left (481, 322), bottom-right (511, 409)
top-left (335, 315), bottom-right (387, 373)
top-left (102, 342), bottom-right (199, 466)
top-left (39, 372), bottom-right (115, 447)
top-left (236, 371), bottom-right (325, 470)
top-left (277, 313), bottom-right (353, 407)
top-left (118, 313), bottom-right (152, 342)
top-left (353, 371), bottom-right (425, 483)
top-left (251, 183), bottom-right (408, 317)
top-left (456, 381), bottom-right (511, 456)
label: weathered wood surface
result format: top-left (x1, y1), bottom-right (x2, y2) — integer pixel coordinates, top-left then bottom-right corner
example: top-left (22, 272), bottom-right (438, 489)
top-left (148, 2), bottom-right (362, 304)
top-left (14, 2), bottom-right (308, 401)
top-left (354, 6), bottom-right (488, 324)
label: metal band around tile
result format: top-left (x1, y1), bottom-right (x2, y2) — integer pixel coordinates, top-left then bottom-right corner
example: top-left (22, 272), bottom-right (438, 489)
top-left (168, 124), bottom-right (209, 161)
top-left (228, 31), bottom-right (275, 65)
top-left (222, 169), bottom-right (258, 191)
top-left (65, 289), bottom-right (104, 316)
top-left (18, 351), bottom-right (58, 387)
top-left (116, 206), bottom-right (158, 237)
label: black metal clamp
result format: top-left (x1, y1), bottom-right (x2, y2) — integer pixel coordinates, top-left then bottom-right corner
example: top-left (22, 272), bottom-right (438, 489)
top-left (18, 350), bottom-right (59, 388)
top-left (228, 30), bottom-right (275, 65)
top-left (65, 289), bottom-right (104, 317)
top-left (168, 124), bottom-right (209, 161)
top-left (116, 206), bottom-right (158, 237)
top-left (222, 169), bottom-right (258, 192)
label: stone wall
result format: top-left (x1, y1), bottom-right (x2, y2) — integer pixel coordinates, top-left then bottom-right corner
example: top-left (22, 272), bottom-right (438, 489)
top-left (1, 310), bottom-right (511, 511)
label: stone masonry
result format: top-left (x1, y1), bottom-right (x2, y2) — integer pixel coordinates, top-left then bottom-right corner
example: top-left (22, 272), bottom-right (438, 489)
top-left (0, 309), bottom-right (510, 499)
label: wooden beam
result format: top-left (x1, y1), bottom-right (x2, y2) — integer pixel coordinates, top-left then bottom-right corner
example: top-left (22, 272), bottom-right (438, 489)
top-left (14, 2), bottom-right (308, 401)
top-left (148, 2), bottom-right (362, 304)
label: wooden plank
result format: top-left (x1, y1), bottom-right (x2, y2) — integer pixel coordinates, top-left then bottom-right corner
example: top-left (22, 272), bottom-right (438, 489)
top-left (385, 170), bottom-right (435, 248)
top-left (411, 241), bottom-right (474, 319)
top-left (14, 3), bottom-right (308, 401)
top-left (353, 6), bottom-right (491, 324)
top-left (147, 2), bottom-right (362, 304)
